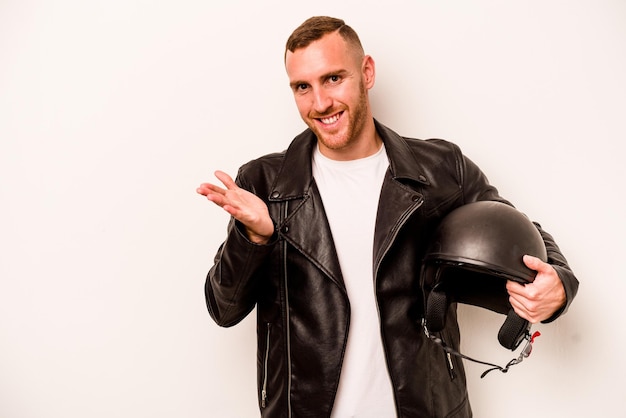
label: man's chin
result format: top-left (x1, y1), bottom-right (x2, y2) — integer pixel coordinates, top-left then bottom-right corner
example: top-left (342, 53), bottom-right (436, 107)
top-left (317, 134), bottom-right (351, 151)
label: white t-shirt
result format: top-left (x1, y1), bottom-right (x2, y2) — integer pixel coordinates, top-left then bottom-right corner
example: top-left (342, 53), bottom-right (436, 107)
top-left (312, 144), bottom-right (396, 418)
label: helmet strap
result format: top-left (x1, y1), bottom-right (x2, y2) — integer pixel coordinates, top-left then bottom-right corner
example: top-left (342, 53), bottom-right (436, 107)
top-left (421, 318), bottom-right (541, 378)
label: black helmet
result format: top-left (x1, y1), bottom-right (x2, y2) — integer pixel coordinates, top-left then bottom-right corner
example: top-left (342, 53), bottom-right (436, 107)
top-left (421, 201), bottom-right (547, 350)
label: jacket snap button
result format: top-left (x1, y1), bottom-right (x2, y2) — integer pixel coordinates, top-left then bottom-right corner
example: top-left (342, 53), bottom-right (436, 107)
top-left (412, 195), bottom-right (420, 202)
top-left (271, 191), bottom-right (280, 199)
top-left (418, 175), bottom-right (427, 182)
top-left (281, 225), bottom-right (289, 233)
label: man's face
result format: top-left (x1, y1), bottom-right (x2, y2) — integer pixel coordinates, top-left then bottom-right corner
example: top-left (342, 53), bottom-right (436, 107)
top-left (285, 32), bottom-right (375, 158)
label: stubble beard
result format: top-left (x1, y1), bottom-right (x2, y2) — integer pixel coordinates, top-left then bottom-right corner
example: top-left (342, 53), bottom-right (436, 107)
top-left (309, 84), bottom-right (369, 152)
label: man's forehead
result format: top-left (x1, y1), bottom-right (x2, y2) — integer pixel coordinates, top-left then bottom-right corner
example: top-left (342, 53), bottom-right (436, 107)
top-left (285, 33), bottom-right (358, 79)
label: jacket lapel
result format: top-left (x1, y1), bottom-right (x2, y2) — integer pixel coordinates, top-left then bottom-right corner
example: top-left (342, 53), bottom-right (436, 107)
top-left (372, 121), bottom-right (430, 270)
top-left (268, 129), bottom-right (344, 289)
top-left (373, 173), bottom-right (424, 270)
top-left (267, 121), bottom-right (431, 289)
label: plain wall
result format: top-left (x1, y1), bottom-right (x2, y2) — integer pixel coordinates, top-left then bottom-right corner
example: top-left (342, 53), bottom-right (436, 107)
top-left (1, 1), bottom-right (624, 417)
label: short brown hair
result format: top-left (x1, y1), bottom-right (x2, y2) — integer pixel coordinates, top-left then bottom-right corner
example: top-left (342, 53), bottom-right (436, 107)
top-left (285, 16), bottom-right (364, 60)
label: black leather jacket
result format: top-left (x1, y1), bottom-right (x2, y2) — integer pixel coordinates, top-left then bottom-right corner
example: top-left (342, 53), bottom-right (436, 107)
top-left (205, 121), bottom-right (578, 418)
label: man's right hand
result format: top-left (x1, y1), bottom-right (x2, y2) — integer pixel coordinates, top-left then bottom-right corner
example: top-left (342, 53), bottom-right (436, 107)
top-left (197, 170), bottom-right (274, 244)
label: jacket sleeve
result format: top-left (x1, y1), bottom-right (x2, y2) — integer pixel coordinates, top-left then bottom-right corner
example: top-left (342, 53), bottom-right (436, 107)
top-left (204, 172), bottom-right (278, 328)
top-left (456, 144), bottom-right (579, 322)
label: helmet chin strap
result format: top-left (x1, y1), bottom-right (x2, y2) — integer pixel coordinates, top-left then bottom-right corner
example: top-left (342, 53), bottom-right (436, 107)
top-left (421, 318), bottom-right (541, 378)
top-left (498, 308), bottom-right (532, 350)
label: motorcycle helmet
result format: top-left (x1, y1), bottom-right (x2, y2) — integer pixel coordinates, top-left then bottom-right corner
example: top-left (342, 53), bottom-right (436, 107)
top-left (421, 201), bottom-right (547, 350)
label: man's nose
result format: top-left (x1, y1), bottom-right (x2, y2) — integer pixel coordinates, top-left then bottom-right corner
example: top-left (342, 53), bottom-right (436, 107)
top-left (312, 88), bottom-right (332, 114)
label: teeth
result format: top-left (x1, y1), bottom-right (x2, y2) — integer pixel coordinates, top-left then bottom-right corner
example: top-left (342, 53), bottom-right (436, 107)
top-left (320, 114), bottom-right (340, 124)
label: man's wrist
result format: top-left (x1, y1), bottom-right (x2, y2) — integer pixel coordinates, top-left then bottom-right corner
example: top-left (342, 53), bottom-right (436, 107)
top-left (246, 222), bottom-right (275, 245)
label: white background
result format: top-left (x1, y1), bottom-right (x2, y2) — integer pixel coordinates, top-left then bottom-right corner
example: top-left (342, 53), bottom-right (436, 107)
top-left (1, 1), bottom-right (624, 417)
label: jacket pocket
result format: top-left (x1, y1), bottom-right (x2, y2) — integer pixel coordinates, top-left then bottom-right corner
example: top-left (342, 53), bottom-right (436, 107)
top-left (261, 322), bottom-right (271, 408)
top-left (439, 331), bottom-right (457, 381)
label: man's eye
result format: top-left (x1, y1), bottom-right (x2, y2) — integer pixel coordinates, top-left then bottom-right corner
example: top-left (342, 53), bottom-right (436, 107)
top-left (297, 84), bottom-right (309, 91)
top-left (329, 75), bottom-right (340, 83)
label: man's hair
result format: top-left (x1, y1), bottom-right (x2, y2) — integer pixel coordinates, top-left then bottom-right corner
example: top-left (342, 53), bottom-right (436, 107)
top-left (285, 16), bottom-right (364, 60)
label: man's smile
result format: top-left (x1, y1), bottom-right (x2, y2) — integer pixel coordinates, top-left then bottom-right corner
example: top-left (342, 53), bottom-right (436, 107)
top-left (317, 111), bottom-right (343, 126)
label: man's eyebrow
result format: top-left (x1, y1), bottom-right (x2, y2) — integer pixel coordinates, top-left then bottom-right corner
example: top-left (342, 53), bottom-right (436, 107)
top-left (289, 79), bottom-right (306, 89)
top-left (320, 69), bottom-right (350, 80)
top-left (289, 69), bottom-right (351, 89)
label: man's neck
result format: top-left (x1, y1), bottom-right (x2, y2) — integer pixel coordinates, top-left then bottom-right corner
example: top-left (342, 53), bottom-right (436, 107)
top-left (318, 120), bottom-right (382, 161)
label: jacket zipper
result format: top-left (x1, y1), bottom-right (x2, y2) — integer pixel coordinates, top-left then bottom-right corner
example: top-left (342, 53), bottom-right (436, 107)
top-left (445, 351), bottom-right (456, 380)
top-left (261, 322), bottom-right (271, 408)
top-left (280, 202), bottom-right (293, 417)
top-left (439, 333), bottom-right (457, 380)
top-left (373, 192), bottom-right (425, 404)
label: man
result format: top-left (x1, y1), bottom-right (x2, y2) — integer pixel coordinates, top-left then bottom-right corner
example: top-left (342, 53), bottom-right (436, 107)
top-left (197, 16), bottom-right (578, 418)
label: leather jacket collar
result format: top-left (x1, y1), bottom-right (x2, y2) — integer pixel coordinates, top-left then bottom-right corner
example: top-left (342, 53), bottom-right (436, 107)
top-left (268, 119), bottom-right (430, 203)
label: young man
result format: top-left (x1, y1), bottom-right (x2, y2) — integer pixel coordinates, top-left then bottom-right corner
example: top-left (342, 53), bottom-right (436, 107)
top-left (197, 16), bottom-right (578, 418)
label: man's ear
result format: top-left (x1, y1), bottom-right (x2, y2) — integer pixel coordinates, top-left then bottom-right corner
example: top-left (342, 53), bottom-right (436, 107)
top-left (362, 55), bottom-right (376, 89)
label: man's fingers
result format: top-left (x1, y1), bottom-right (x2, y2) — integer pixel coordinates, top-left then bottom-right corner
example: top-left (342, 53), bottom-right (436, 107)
top-left (523, 254), bottom-right (550, 273)
top-left (196, 171), bottom-right (237, 197)
top-left (197, 183), bottom-right (227, 199)
top-left (197, 183), bottom-right (220, 194)
top-left (197, 171), bottom-right (273, 244)
top-left (214, 170), bottom-right (238, 190)
top-left (198, 170), bottom-right (255, 215)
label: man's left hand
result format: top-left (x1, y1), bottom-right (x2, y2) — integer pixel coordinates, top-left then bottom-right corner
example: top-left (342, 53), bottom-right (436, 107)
top-left (506, 255), bottom-right (566, 323)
